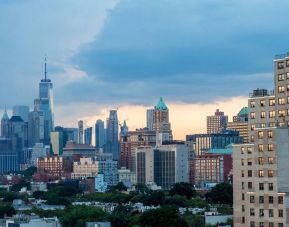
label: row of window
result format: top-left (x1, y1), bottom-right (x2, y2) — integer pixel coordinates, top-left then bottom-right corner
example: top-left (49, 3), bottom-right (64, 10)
top-left (250, 99), bottom-right (275, 108)
top-left (250, 222), bottom-right (283, 227)
top-left (248, 195), bottom-right (283, 204)
top-left (241, 170), bottom-right (274, 178)
top-left (278, 84), bottom-right (289, 93)
top-left (242, 182), bottom-right (274, 191)
top-left (249, 208), bottom-right (283, 218)
top-left (251, 109), bottom-right (289, 119)
top-left (241, 157), bottom-right (274, 166)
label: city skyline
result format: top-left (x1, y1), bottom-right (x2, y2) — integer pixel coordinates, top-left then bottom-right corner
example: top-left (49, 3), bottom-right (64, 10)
top-left (0, 1), bottom-right (287, 140)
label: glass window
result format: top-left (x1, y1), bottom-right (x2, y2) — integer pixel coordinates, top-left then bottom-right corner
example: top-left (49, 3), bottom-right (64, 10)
top-left (268, 157), bottom-right (274, 164)
top-left (279, 98), bottom-right (285, 105)
top-left (268, 131), bottom-right (273, 138)
top-left (248, 182), bottom-right (252, 189)
top-left (269, 99), bottom-right (275, 106)
top-left (287, 96), bottom-right (289, 104)
top-left (269, 223), bottom-right (274, 227)
top-left (278, 196), bottom-right (283, 204)
top-left (242, 182), bottom-right (244, 189)
top-left (241, 170), bottom-right (244, 177)
top-left (250, 222), bottom-right (255, 227)
top-left (269, 209), bottom-right (274, 217)
top-left (279, 209), bottom-right (283, 218)
top-left (260, 100), bottom-right (265, 106)
top-left (247, 159), bottom-right (252, 166)
top-left (248, 170), bottom-right (252, 177)
top-left (247, 147), bottom-right (252, 154)
top-left (268, 144), bottom-right (273, 151)
top-left (242, 193), bottom-right (245, 200)
top-left (251, 124), bottom-right (255, 131)
top-left (241, 147), bottom-right (245, 154)
top-left (250, 208), bottom-right (255, 216)
top-left (269, 111), bottom-right (275, 118)
top-left (260, 223), bottom-right (264, 227)
top-left (278, 223), bottom-right (283, 227)
top-left (269, 183), bottom-right (274, 191)
top-left (261, 111), bottom-right (266, 118)
top-left (250, 101), bottom-right (255, 108)
top-left (279, 110), bottom-right (286, 117)
top-left (259, 209), bottom-right (264, 217)
top-left (251, 135), bottom-right (254, 142)
top-left (259, 170), bottom-right (264, 177)
top-left (258, 144), bottom-right (264, 152)
top-left (259, 196), bottom-right (264, 203)
top-left (242, 217), bottom-right (245, 224)
top-left (278, 86), bottom-right (285, 93)
top-left (258, 131), bottom-right (263, 139)
top-left (258, 157), bottom-right (264, 165)
top-left (251, 112), bottom-right (256, 119)
top-left (268, 170), bottom-right (274, 177)
top-left (242, 205), bottom-right (245, 212)
top-left (241, 159), bottom-right (244, 166)
top-left (259, 183), bottom-right (264, 190)
top-left (278, 62), bottom-right (285, 70)
top-left (269, 196), bottom-right (274, 204)
top-left (287, 61), bottom-right (289, 68)
top-left (250, 195), bottom-right (255, 203)
top-left (287, 84), bottom-right (289, 91)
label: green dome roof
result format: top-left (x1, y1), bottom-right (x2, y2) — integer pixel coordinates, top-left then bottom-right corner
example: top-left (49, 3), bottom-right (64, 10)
top-left (237, 107), bottom-right (248, 116)
top-left (155, 97), bottom-right (168, 111)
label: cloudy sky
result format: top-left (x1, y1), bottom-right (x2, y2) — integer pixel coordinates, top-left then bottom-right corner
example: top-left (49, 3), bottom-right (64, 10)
top-left (1, 0), bottom-right (288, 139)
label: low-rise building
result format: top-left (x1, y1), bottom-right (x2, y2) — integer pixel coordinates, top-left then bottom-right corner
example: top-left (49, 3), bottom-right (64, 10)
top-left (71, 157), bottom-right (98, 179)
top-left (118, 167), bottom-right (136, 188)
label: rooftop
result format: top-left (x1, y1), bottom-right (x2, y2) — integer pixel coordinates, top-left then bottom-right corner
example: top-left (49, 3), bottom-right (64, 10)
top-left (155, 97), bottom-right (168, 111)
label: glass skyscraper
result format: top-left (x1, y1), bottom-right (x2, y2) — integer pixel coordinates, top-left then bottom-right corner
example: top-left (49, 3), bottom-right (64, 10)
top-left (106, 110), bottom-right (119, 160)
top-left (95, 120), bottom-right (105, 149)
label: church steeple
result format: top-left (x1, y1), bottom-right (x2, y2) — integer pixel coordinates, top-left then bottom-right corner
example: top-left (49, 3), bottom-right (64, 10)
top-left (1, 106), bottom-right (9, 121)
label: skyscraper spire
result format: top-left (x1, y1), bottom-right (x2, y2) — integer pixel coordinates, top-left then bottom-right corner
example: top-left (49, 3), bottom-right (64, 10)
top-left (44, 55), bottom-right (47, 80)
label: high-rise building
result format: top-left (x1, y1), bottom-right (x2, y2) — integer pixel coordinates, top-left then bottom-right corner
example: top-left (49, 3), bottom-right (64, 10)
top-left (153, 98), bottom-right (172, 139)
top-left (30, 143), bottom-right (48, 166)
top-left (78, 120), bottom-right (84, 144)
top-left (62, 141), bottom-right (95, 158)
top-left (227, 107), bottom-right (249, 143)
top-left (84, 127), bottom-right (92, 145)
top-left (0, 138), bottom-right (18, 173)
top-left (95, 120), bottom-right (105, 149)
top-left (28, 108), bottom-right (44, 147)
top-left (207, 109), bottom-right (228, 134)
top-left (146, 109), bottom-right (154, 131)
top-left (233, 53), bottom-right (289, 227)
top-left (34, 58), bottom-right (54, 145)
top-left (106, 110), bottom-right (119, 160)
top-left (1, 107), bottom-right (9, 137)
top-left (50, 131), bottom-right (64, 155)
top-left (98, 159), bottom-right (118, 186)
top-left (12, 106), bottom-right (29, 122)
top-left (136, 141), bottom-right (189, 190)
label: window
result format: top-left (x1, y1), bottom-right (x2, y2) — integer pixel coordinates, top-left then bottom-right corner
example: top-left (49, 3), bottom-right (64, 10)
top-left (251, 135), bottom-right (254, 142)
top-left (250, 101), bottom-right (255, 108)
top-left (287, 61), bottom-right (289, 68)
top-left (269, 111), bottom-right (275, 118)
top-left (261, 111), bottom-right (266, 118)
top-left (247, 147), bottom-right (252, 154)
top-left (250, 208), bottom-right (255, 216)
top-left (269, 223), bottom-right (274, 227)
top-left (279, 209), bottom-right (283, 218)
top-left (269, 99), bottom-right (275, 106)
top-left (278, 86), bottom-right (285, 93)
top-left (242, 217), bottom-right (245, 224)
top-left (259, 209), bottom-right (264, 217)
top-left (287, 84), bottom-right (289, 91)
top-left (242, 193), bottom-right (245, 200)
top-left (259, 183), bottom-right (264, 190)
top-left (278, 62), bottom-right (285, 70)
top-left (287, 96), bottom-right (289, 104)
top-left (258, 144), bottom-right (264, 152)
top-left (248, 182), bottom-right (252, 189)
top-left (268, 170), bottom-right (274, 177)
top-left (241, 147), bottom-right (245, 154)
top-left (278, 196), bottom-right (283, 204)
top-left (258, 131), bottom-right (264, 139)
top-left (259, 170), bottom-right (264, 177)
top-left (268, 183), bottom-right (273, 191)
top-left (260, 222), bottom-right (264, 227)
top-left (269, 196), bottom-right (274, 204)
top-left (258, 157), bottom-right (264, 165)
top-left (260, 100), bottom-right (265, 106)
top-left (278, 223), bottom-right (283, 227)
top-left (250, 195), bottom-right (255, 203)
top-left (268, 144), bottom-right (273, 151)
top-left (248, 170), bottom-right (252, 177)
top-left (279, 98), bottom-right (285, 105)
top-left (250, 222), bottom-right (255, 227)
top-left (242, 205), bottom-right (245, 212)
top-left (241, 159), bottom-right (244, 166)
top-left (268, 131), bottom-right (273, 138)
top-left (279, 110), bottom-right (286, 117)
top-left (261, 123), bottom-right (266, 128)
top-left (251, 112), bottom-right (256, 119)
top-left (251, 124), bottom-right (255, 131)
top-left (241, 170), bottom-right (244, 177)
top-left (268, 157), bottom-right (274, 164)
top-left (259, 196), bottom-right (264, 204)
top-left (269, 209), bottom-right (274, 217)
top-left (247, 159), bottom-right (252, 166)
top-left (242, 182), bottom-right (244, 189)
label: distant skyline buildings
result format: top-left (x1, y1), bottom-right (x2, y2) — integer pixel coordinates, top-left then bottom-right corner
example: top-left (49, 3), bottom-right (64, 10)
top-left (78, 120), bottom-right (84, 144)
top-left (12, 105), bottom-right (29, 122)
top-left (207, 109), bottom-right (228, 134)
top-left (84, 127), bottom-right (92, 145)
top-left (95, 120), bottom-right (105, 149)
top-left (105, 110), bottom-right (119, 160)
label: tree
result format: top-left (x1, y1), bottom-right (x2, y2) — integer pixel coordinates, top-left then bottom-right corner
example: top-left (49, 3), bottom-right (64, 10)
top-left (143, 190), bottom-right (165, 206)
top-left (10, 180), bottom-right (31, 192)
top-left (169, 182), bottom-right (196, 199)
top-left (0, 204), bottom-right (15, 218)
top-left (205, 183), bottom-right (233, 204)
top-left (135, 184), bottom-right (150, 193)
top-left (139, 206), bottom-right (188, 227)
top-left (32, 190), bottom-right (45, 199)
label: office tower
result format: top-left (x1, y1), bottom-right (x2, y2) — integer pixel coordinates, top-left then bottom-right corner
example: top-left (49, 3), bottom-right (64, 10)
top-left (30, 143), bottom-right (48, 166)
top-left (98, 159), bottom-right (118, 186)
top-left (136, 141), bottom-right (189, 190)
top-left (12, 105), bottom-right (29, 122)
top-left (227, 107), bottom-right (249, 143)
top-left (118, 167), bottom-right (137, 188)
top-left (95, 120), bottom-right (105, 149)
top-left (233, 53), bottom-right (289, 227)
top-left (120, 127), bottom-right (156, 172)
top-left (207, 109), bottom-right (228, 134)
top-left (50, 131), bottom-right (64, 155)
top-left (153, 98), bottom-right (172, 140)
top-left (28, 108), bottom-right (44, 147)
top-left (78, 120), bottom-right (84, 144)
top-left (106, 110), bottom-right (119, 160)
top-left (1, 107), bottom-right (9, 137)
top-left (84, 127), bottom-right (92, 145)
top-left (0, 138), bottom-right (18, 173)
top-left (186, 129), bottom-right (243, 155)
top-left (34, 58), bottom-right (54, 145)
top-left (146, 109), bottom-right (154, 130)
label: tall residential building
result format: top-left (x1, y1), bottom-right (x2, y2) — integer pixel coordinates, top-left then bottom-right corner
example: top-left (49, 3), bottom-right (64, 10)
top-left (106, 110), bottom-right (119, 160)
top-left (227, 107), bottom-right (249, 143)
top-left (98, 159), bottom-right (119, 186)
top-left (34, 58), bottom-right (54, 145)
top-left (78, 120), bottom-right (84, 144)
top-left (136, 141), bottom-right (189, 190)
top-left (12, 106), bottom-right (29, 122)
top-left (153, 97), bottom-right (172, 140)
top-left (28, 108), bottom-right (44, 147)
top-left (146, 109), bottom-right (154, 131)
top-left (84, 127), bottom-right (92, 145)
top-left (207, 109), bottom-right (228, 134)
top-left (233, 53), bottom-right (289, 227)
top-left (95, 120), bottom-right (105, 149)
top-left (120, 127), bottom-right (156, 172)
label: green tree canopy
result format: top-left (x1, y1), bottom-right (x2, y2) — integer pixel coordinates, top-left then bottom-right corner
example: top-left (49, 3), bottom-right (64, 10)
top-left (205, 183), bottom-right (233, 204)
top-left (169, 182), bottom-right (196, 199)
